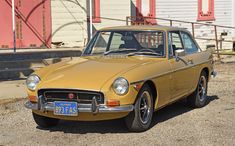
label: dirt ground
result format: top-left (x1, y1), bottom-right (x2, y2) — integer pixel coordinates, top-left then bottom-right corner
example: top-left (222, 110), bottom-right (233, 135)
top-left (0, 63), bottom-right (235, 146)
top-left (0, 80), bottom-right (26, 101)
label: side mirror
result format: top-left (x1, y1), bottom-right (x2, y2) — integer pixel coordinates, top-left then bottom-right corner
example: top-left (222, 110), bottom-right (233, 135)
top-left (175, 49), bottom-right (185, 62)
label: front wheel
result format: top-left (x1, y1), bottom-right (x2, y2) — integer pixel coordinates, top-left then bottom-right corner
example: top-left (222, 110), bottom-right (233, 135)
top-left (125, 84), bottom-right (154, 132)
top-left (187, 71), bottom-right (208, 108)
top-left (33, 112), bottom-right (59, 128)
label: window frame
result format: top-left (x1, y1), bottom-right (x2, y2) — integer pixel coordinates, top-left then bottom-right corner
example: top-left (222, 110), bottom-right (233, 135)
top-left (168, 31), bottom-right (185, 58)
top-left (92, 0), bottom-right (101, 23)
top-left (168, 30), bottom-right (202, 59)
top-left (83, 30), bottom-right (166, 57)
top-left (136, 0), bottom-right (156, 24)
top-left (197, 0), bottom-right (215, 21)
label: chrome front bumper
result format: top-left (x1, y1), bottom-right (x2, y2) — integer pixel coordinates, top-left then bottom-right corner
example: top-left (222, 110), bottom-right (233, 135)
top-left (24, 96), bottom-right (134, 114)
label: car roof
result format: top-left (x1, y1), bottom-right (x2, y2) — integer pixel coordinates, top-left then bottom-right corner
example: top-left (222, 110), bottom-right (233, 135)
top-left (99, 25), bottom-right (187, 31)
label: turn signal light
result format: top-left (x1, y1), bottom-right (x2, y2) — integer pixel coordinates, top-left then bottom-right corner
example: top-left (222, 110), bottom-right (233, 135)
top-left (134, 84), bottom-right (142, 91)
top-left (106, 100), bottom-right (120, 107)
top-left (28, 95), bottom-right (37, 102)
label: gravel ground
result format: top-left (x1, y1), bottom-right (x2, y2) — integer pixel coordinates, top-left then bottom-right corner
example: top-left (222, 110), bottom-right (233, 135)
top-left (0, 63), bottom-right (235, 146)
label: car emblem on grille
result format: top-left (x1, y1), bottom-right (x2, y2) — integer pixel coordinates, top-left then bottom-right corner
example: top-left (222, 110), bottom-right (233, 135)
top-left (68, 93), bottom-right (75, 99)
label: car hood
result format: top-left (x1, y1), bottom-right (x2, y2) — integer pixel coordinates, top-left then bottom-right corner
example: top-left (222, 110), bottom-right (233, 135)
top-left (37, 56), bottom-right (155, 91)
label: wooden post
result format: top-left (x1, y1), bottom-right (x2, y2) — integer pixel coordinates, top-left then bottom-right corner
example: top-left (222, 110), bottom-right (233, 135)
top-left (170, 20), bottom-right (173, 26)
top-left (214, 25), bottom-right (220, 59)
top-left (192, 23), bottom-right (195, 38)
top-left (126, 17), bottom-right (129, 26)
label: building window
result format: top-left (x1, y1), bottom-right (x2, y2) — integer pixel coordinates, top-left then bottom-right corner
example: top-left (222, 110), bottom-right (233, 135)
top-left (136, 0), bottom-right (156, 24)
top-left (197, 0), bottom-right (215, 21)
top-left (91, 0), bottom-right (101, 23)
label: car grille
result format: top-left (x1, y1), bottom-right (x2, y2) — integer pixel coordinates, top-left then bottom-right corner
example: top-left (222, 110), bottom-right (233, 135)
top-left (38, 89), bottom-right (104, 104)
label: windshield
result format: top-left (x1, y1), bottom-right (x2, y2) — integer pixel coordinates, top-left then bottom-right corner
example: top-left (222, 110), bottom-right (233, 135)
top-left (83, 31), bottom-right (165, 57)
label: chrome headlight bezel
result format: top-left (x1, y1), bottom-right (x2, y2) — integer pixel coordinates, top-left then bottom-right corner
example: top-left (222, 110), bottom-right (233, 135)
top-left (112, 77), bottom-right (129, 95)
top-left (26, 74), bottom-right (40, 91)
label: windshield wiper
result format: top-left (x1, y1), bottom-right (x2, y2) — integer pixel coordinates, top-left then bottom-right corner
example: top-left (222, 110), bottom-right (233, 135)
top-left (104, 49), bottom-right (137, 56)
top-left (127, 51), bottom-right (162, 57)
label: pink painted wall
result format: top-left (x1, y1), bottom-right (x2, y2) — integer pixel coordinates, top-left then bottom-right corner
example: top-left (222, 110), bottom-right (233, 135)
top-left (0, 0), bottom-right (51, 49)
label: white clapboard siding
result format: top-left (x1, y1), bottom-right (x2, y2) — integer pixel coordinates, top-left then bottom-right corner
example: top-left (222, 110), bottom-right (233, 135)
top-left (232, 0), bottom-right (235, 38)
top-left (155, 0), bottom-right (233, 50)
top-left (50, 0), bottom-right (234, 48)
top-left (51, 0), bottom-right (87, 47)
top-left (92, 0), bottom-right (130, 30)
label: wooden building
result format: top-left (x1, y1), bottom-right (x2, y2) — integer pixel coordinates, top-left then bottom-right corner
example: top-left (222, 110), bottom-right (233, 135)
top-left (0, 0), bottom-right (234, 50)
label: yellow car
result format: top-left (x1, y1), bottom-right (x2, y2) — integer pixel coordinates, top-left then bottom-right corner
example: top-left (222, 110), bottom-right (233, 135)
top-left (25, 25), bottom-right (216, 131)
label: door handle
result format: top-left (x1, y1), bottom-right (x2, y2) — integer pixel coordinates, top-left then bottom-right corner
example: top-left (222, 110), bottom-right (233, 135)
top-left (187, 58), bottom-right (194, 64)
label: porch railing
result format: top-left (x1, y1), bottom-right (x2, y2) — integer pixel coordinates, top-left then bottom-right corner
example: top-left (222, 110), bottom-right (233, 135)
top-left (126, 16), bottom-right (235, 59)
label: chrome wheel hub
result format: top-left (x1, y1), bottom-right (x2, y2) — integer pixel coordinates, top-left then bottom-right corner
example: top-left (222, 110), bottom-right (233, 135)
top-left (139, 91), bottom-right (151, 124)
top-left (198, 76), bottom-right (207, 102)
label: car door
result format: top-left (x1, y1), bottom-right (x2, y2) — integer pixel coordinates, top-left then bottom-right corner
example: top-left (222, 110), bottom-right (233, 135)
top-left (180, 31), bottom-right (200, 92)
top-left (168, 31), bottom-right (195, 100)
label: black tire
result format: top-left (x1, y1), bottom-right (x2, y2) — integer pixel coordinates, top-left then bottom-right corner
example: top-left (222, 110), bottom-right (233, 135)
top-left (187, 71), bottom-right (208, 108)
top-left (125, 84), bottom-right (154, 132)
top-left (33, 112), bottom-right (59, 128)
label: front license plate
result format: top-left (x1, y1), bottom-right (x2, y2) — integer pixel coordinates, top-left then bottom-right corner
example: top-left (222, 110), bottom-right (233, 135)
top-left (54, 101), bottom-right (78, 116)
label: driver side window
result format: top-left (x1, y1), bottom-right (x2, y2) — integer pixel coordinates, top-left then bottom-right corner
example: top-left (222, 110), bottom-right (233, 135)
top-left (168, 31), bottom-right (184, 57)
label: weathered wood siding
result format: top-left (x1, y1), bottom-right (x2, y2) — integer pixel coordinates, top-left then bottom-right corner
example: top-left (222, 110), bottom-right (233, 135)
top-left (51, 0), bottom-right (130, 47)
top-left (51, 0), bottom-right (87, 48)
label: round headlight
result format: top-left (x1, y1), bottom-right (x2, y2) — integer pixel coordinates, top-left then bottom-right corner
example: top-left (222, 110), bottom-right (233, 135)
top-left (26, 74), bottom-right (40, 91)
top-left (112, 77), bottom-right (129, 95)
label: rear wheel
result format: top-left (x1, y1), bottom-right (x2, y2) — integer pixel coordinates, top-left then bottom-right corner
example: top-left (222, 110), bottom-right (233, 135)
top-left (125, 84), bottom-right (154, 132)
top-left (33, 112), bottom-right (59, 128)
top-left (187, 71), bottom-right (208, 108)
